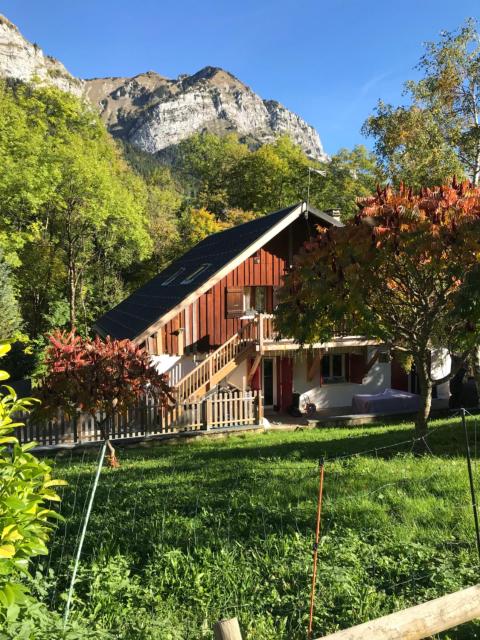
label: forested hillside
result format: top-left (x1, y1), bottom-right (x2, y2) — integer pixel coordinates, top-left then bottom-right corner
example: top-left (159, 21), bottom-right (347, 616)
top-left (0, 79), bottom-right (379, 377)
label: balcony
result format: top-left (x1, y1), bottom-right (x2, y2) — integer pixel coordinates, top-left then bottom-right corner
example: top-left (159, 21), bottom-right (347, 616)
top-left (257, 314), bottom-right (379, 352)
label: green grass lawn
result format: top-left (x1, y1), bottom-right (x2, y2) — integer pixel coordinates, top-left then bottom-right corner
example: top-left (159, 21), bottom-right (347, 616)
top-left (39, 416), bottom-right (480, 639)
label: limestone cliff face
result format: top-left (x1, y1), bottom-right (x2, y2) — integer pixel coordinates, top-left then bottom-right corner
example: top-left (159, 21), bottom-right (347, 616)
top-left (85, 67), bottom-right (328, 161)
top-left (0, 12), bottom-right (327, 161)
top-left (0, 14), bottom-right (83, 95)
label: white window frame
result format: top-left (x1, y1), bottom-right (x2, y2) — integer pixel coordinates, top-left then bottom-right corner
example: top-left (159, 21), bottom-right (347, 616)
top-left (243, 288), bottom-right (251, 313)
top-left (162, 267), bottom-right (186, 286)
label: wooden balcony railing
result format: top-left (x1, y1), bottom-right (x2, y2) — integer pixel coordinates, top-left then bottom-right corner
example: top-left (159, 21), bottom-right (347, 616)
top-left (174, 317), bottom-right (258, 401)
top-left (261, 313), bottom-right (277, 341)
top-left (259, 313), bottom-right (356, 343)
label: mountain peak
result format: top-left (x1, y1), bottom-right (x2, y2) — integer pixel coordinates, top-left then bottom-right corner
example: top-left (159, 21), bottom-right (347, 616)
top-left (0, 14), bottom-right (19, 33)
top-left (0, 12), bottom-right (83, 95)
top-left (85, 67), bottom-right (327, 161)
top-left (0, 13), bottom-right (327, 161)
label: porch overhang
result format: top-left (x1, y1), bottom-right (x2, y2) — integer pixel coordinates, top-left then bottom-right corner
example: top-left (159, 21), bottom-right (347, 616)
top-left (262, 336), bottom-right (381, 353)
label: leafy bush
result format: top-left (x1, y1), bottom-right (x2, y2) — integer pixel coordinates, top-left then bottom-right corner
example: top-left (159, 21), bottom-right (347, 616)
top-left (0, 343), bottom-right (66, 629)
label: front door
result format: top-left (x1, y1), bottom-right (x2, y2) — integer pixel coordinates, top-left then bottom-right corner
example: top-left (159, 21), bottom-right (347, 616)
top-left (263, 358), bottom-right (274, 408)
top-left (276, 356), bottom-right (293, 411)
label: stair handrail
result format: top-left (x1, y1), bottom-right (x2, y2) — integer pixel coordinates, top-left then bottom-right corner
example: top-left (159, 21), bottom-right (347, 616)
top-left (174, 317), bottom-right (258, 399)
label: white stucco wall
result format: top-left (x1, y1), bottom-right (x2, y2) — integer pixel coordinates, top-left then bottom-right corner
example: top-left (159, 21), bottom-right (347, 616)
top-left (150, 354), bottom-right (197, 385)
top-left (293, 348), bottom-right (391, 410)
top-left (431, 348), bottom-right (451, 400)
top-left (225, 360), bottom-right (248, 390)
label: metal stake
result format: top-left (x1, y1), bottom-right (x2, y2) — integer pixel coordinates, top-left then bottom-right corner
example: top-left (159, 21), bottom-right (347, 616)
top-left (308, 457), bottom-right (325, 638)
top-left (461, 408), bottom-right (480, 564)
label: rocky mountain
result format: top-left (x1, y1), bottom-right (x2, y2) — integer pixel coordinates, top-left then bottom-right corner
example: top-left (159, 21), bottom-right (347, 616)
top-left (0, 13), bottom-right (327, 161)
top-left (85, 68), bottom-right (328, 161)
top-left (0, 14), bottom-right (83, 96)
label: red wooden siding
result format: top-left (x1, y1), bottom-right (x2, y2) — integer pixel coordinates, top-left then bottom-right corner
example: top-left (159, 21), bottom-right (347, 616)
top-left (158, 241), bottom-right (288, 353)
top-left (152, 218), bottom-right (320, 355)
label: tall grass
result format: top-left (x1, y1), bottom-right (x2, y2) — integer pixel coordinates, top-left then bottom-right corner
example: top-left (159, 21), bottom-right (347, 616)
top-left (37, 416), bottom-right (480, 639)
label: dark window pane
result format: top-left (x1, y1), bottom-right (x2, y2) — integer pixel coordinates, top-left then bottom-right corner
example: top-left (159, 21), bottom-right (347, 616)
top-left (254, 286), bottom-right (266, 312)
top-left (321, 355), bottom-right (330, 378)
top-left (263, 358), bottom-right (274, 405)
top-left (332, 354), bottom-right (343, 377)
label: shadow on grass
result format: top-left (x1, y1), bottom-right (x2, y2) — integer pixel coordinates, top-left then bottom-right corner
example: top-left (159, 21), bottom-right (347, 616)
top-left (45, 416), bottom-right (476, 563)
top-left (49, 416), bottom-right (476, 491)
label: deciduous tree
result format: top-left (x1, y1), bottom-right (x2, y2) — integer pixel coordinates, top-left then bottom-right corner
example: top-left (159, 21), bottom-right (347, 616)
top-left (0, 343), bottom-right (65, 626)
top-left (364, 19), bottom-right (480, 186)
top-left (39, 331), bottom-right (172, 466)
top-left (0, 250), bottom-right (21, 341)
top-left (0, 82), bottom-right (153, 337)
top-left (313, 146), bottom-right (383, 218)
top-left (275, 180), bottom-right (480, 437)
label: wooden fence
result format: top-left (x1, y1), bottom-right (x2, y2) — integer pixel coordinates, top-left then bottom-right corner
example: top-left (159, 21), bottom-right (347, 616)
top-left (317, 582), bottom-right (480, 640)
top-left (16, 389), bottom-right (262, 448)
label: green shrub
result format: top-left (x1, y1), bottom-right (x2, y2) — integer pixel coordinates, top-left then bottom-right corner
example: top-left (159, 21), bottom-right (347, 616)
top-left (0, 343), bottom-right (66, 629)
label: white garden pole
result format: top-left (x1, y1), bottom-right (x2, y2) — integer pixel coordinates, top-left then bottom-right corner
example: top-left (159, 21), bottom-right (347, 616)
top-left (63, 439), bottom-right (107, 627)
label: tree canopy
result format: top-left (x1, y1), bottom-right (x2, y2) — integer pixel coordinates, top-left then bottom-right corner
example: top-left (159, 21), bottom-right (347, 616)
top-left (275, 180), bottom-right (480, 435)
top-left (364, 19), bottom-right (480, 186)
top-left (176, 132), bottom-right (380, 219)
top-left (0, 81), bottom-right (153, 339)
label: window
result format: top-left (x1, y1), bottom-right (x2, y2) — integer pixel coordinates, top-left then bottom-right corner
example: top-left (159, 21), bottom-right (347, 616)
top-left (162, 267), bottom-right (186, 286)
top-left (254, 286), bottom-right (266, 312)
top-left (226, 286), bottom-right (270, 318)
top-left (181, 263), bottom-right (211, 285)
top-left (321, 354), bottom-right (346, 384)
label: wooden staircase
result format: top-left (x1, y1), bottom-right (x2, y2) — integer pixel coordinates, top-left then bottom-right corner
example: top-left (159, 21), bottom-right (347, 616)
top-left (174, 318), bottom-right (259, 401)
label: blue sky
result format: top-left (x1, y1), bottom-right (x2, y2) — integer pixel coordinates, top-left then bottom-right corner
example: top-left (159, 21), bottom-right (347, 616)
top-left (2, 0), bottom-right (479, 155)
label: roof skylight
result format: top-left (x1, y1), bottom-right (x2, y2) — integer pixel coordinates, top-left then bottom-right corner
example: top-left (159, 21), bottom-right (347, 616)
top-left (181, 263), bottom-right (211, 284)
top-left (161, 267), bottom-right (186, 286)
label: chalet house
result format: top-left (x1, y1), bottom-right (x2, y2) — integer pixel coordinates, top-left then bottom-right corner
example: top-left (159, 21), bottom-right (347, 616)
top-left (95, 202), bottom-right (439, 415)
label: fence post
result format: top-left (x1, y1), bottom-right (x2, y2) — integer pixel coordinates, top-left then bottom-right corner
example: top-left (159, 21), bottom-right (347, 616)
top-left (202, 397), bottom-right (211, 430)
top-left (213, 617), bottom-right (243, 640)
top-left (73, 414), bottom-right (80, 443)
top-left (256, 391), bottom-right (264, 425)
top-left (140, 399), bottom-right (146, 436)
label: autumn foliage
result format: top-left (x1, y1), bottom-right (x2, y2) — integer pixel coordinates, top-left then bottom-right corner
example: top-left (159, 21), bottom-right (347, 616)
top-left (276, 180), bottom-right (480, 435)
top-left (39, 331), bottom-right (172, 464)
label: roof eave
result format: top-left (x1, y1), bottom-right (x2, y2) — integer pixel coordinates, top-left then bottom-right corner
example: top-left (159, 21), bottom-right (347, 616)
top-left (97, 202), bottom-right (343, 344)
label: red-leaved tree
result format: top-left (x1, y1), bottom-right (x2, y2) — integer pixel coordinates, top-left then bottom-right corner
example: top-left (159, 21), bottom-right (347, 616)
top-left (275, 180), bottom-right (480, 437)
top-left (39, 331), bottom-right (172, 466)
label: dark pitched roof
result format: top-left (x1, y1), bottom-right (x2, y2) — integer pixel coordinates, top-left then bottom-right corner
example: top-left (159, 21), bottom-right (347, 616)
top-left (94, 203), bottom-right (340, 340)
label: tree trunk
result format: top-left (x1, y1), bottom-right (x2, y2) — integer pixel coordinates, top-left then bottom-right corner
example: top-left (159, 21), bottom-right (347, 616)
top-left (69, 264), bottom-right (77, 329)
top-left (414, 355), bottom-right (433, 441)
